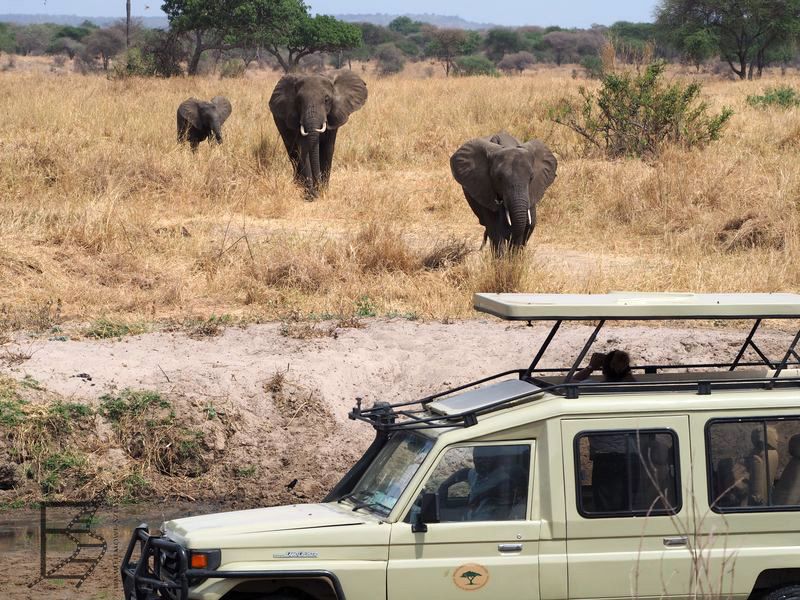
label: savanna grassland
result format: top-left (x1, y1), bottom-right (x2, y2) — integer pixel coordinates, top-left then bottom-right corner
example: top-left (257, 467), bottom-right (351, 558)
top-left (1, 60), bottom-right (800, 334)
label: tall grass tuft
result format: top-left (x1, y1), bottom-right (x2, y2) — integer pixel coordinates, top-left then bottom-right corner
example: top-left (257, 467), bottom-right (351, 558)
top-left (0, 61), bottom-right (799, 326)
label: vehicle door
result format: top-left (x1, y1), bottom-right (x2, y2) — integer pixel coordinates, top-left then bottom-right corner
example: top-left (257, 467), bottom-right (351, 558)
top-left (561, 416), bottom-right (695, 600)
top-left (387, 441), bottom-right (539, 600)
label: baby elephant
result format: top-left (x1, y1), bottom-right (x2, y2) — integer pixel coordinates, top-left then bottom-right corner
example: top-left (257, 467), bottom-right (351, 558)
top-left (177, 96), bottom-right (232, 150)
top-left (451, 132), bottom-right (557, 253)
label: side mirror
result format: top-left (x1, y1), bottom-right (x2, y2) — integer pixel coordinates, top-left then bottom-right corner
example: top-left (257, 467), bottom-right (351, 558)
top-left (412, 492), bottom-right (440, 533)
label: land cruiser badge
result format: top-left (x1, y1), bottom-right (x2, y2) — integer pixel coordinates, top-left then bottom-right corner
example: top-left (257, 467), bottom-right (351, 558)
top-left (453, 563), bottom-right (489, 591)
top-left (272, 551), bottom-right (319, 559)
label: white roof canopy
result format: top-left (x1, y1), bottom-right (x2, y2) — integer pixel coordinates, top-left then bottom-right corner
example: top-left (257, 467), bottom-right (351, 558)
top-left (473, 292), bottom-right (800, 321)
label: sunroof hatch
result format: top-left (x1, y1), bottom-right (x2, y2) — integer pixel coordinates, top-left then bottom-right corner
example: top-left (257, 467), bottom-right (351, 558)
top-left (427, 379), bottom-right (541, 416)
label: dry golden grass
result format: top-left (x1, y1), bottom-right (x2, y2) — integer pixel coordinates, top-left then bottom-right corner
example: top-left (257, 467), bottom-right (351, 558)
top-left (1, 60), bottom-right (800, 329)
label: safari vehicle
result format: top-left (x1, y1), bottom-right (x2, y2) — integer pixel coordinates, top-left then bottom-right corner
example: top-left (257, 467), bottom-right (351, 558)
top-left (123, 292), bottom-right (800, 600)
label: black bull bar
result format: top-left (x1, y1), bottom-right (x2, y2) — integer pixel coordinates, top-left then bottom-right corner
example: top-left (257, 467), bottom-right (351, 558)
top-left (121, 524), bottom-right (347, 599)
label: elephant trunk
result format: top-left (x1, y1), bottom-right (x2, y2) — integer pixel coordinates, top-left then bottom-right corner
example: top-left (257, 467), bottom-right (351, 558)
top-left (301, 108), bottom-right (325, 195)
top-left (506, 188), bottom-right (530, 248)
top-left (210, 120), bottom-right (223, 144)
top-left (308, 131), bottom-right (322, 193)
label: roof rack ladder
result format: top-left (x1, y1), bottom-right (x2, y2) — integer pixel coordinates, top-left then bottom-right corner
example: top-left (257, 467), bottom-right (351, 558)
top-left (565, 320), bottom-right (606, 384)
top-left (524, 320), bottom-right (562, 379)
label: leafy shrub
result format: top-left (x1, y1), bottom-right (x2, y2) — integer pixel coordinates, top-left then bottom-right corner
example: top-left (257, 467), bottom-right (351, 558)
top-left (455, 55), bottom-right (498, 77)
top-left (112, 47), bottom-right (156, 78)
top-left (376, 43), bottom-right (406, 76)
top-left (498, 51), bottom-right (536, 74)
top-left (140, 30), bottom-right (186, 77)
top-left (580, 55), bottom-right (603, 79)
top-left (220, 58), bottom-right (246, 78)
top-left (550, 61), bottom-right (733, 158)
top-left (747, 86), bottom-right (800, 109)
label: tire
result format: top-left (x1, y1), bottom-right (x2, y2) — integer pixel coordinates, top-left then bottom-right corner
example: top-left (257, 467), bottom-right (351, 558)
top-left (765, 586), bottom-right (800, 600)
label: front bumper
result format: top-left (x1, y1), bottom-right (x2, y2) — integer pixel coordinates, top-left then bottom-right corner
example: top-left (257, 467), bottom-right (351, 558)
top-left (121, 524), bottom-right (204, 600)
top-left (121, 524), bottom-right (348, 600)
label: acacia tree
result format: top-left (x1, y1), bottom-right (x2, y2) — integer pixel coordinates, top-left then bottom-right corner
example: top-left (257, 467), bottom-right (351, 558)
top-left (162, 0), bottom-right (361, 74)
top-left (683, 29), bottom-right (716, 70)
top-left (245, 12), bottom-right (362, 72)
top-left (656, 0), bottom-right (800, 79)
top-left (425, 27), bottom-right (469, 76)
top-left (162, 0), bottom-right (234, 75)
top-left (86, 27), bottom-right (126, 70)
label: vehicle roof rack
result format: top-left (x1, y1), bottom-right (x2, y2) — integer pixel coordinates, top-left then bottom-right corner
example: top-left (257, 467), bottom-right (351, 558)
top-left (474, 292), bottom-right (800, 321)
top-left (349, 293), bottom-right (800, 432)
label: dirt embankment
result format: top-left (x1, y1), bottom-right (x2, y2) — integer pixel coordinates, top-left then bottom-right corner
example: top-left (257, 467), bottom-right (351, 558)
top-left (0, 318), bottom-right (794, 508)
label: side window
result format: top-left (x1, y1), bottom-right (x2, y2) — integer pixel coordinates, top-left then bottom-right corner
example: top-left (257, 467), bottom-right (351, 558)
top-left (575, 430), bottom-right (680, 517)
top-left (707, 418), bottom-right (800, 511)
top-left (409, 444), bottom-right (531, 523)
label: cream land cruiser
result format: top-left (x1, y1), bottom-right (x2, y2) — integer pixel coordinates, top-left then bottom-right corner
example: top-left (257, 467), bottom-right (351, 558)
top-left (123, 293), bottom-right (800, 600)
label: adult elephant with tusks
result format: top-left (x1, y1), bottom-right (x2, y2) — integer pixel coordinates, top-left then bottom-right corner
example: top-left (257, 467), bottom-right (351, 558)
top-left (269, 71), bottom-right (368, 199)
top-left (451, 132), bottom-right (557, 254)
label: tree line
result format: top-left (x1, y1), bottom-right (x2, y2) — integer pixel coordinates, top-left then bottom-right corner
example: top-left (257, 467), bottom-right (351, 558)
top-left (0, 0), bottom-right (798, 80)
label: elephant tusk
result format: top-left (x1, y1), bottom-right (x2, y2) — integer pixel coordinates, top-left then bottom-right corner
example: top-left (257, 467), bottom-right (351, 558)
top-left (314, 122), bottom-right (327, 133)
top-left (528, 209), bottom-right (532, 226)
top-left (506, 208), bottom-right (512, 228)
top-left (300, 124), bottom-right (309, 137)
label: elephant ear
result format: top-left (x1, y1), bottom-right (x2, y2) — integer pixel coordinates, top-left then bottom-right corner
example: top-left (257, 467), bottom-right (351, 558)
top-left (329, 71), bottom-right (367, 128)
top-left (269, 74), bottom-right (301, 127)
top-left (521, 140), bottom-right (558, 204)
top-left (178, 98), bottom-right (202, 129)
top-left (450, 138), bottom-right (500, 210)
top-left (211, 96), bottom-right (232, 125)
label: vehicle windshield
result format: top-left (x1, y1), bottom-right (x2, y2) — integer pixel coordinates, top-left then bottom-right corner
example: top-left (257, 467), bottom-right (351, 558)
top-left (344, 431), bottom-right (434, 517)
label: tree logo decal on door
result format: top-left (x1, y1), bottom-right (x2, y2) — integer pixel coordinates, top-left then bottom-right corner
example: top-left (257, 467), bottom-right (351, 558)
top-left (454, 563), bottom-right (489, 591)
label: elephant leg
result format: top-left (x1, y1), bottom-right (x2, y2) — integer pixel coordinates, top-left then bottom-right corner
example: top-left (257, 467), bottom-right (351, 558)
top-left (188, 128), bottom-right (205, 152)
top-left (274, 118), bottom-right (304, 183)
top-left (319, 129), bottom-right (338, 186)
top-left (464, 191), bottom-right (507, 253)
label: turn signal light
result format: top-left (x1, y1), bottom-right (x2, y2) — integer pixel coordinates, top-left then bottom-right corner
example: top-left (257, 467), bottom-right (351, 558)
top-left (190, 552), bottom-right (209, 569)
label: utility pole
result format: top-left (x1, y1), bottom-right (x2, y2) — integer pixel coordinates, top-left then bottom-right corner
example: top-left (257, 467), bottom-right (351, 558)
top-left (126, 0), bottom-right (131, 48)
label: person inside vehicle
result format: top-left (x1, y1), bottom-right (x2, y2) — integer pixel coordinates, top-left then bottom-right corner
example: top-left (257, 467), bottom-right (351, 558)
top-left (574, 350), bottom-right (635, 382)
top-left (436, 445), bottom-right (527, 521)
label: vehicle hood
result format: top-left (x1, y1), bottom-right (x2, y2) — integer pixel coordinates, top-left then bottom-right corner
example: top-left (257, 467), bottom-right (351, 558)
top-left (162, 502), bottom-right (377, 546)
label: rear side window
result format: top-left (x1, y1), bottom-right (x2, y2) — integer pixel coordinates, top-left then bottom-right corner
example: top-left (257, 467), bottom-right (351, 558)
top-left (707, 418), bottom-right (800, 511)
top-left (575, 430), bottom-right (680, 518)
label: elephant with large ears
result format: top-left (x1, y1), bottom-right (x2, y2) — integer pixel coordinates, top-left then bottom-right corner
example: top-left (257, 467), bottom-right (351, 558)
top-left (269, 71), bottom-right (368, 198)
top-left (177, 96), bottom-right (232, 151)
top-left (451, 132), bottom-right (557, 253)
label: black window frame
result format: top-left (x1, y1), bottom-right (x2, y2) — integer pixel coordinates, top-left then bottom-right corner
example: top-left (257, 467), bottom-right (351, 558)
top-left (574, 428), bottom-right (682, 519)
top-left (402, 441), bottom-right (534, 524)
top-left (705, 415), bottom-right (800, 514)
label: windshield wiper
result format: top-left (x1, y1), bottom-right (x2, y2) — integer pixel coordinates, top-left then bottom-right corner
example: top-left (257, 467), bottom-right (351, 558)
top-left (338, 492), bottom-right (390, 514)
top-left (350, 499), bottom-right (391, 514)
top-left (337, 492), bottom-right (364, 505)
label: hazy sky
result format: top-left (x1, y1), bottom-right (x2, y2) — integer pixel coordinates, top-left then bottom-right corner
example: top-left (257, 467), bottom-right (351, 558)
top-left (0, 0), bottom-right (660, 28)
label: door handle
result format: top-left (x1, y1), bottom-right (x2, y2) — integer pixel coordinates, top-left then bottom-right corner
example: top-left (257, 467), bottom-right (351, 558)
top-left (663, 536), bottom-right (688, 548)
top-left (498, 543), bottom-right (523, 553)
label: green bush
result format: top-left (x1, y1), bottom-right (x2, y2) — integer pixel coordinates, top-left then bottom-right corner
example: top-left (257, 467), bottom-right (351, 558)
top-left (220, 58), bottom-right (246, 78)
top-left (580, 55), bottom-right (603, 79)
top-left (455, 55), bottom-right (498, 77)
top-left (550, 61), bottom-right (733, 158)
top-left (112, 47), bottom-right (156, 78)
top-left (747, 86), bottom-right (800, 109)
top-left (376, 43), bottom-right (406, 76)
